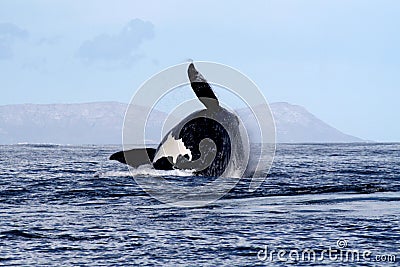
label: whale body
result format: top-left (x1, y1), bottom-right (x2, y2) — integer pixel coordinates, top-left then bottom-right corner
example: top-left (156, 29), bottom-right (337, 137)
top-left (110, 63), bottom-right (246, 177)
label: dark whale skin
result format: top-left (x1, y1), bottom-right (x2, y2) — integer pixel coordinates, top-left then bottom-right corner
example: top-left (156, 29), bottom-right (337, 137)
top-left (153, 106), bottom-right (242, 177)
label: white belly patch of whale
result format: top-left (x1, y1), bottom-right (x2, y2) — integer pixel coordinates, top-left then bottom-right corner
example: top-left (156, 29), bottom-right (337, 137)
top-left (153, 133), bottom-right (192, 164)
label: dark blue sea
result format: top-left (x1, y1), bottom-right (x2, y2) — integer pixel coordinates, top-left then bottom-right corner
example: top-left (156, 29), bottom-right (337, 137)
top-left (1, 143), bottom-right (399, 266)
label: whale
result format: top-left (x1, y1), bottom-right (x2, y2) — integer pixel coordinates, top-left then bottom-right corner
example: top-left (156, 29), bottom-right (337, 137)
top-left (110, 63), bottom-right (246, 177)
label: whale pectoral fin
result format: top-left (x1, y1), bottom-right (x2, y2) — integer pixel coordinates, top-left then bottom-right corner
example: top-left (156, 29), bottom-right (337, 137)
top-left (109, 148), bottom-right (156, 167)
top-left (188, 63), bottom-right (219, 109)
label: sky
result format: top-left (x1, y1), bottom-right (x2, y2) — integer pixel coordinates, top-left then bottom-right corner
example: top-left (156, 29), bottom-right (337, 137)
top-left (0, 0), bottom-right (399, 141)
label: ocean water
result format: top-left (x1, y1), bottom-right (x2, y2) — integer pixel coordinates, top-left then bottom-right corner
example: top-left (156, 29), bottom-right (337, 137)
top-left (0, 143), bottom-right (399, 266)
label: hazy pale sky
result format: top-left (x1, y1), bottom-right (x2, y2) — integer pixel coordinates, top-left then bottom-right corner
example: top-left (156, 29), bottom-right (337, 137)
top-left (0, 0), bottom-right (399, 141)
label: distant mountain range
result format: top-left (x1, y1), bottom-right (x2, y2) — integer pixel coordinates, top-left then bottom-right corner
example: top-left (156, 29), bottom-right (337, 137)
top-left (0, 101), bottom-right (362, 144)
top-left (269, 102), bottom-right (362, 143)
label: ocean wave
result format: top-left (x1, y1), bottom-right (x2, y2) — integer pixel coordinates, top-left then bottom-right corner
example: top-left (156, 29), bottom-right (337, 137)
top-left (97, 165), bottom-right (194, 178)
top-left (13, 142), bottom-right (65, 148)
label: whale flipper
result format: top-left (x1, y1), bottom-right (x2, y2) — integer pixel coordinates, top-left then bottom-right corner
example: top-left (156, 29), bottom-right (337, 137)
top-left (188, 63), bottom-right (219, 109)
top-left (110, 148), bottom-right (156, 167)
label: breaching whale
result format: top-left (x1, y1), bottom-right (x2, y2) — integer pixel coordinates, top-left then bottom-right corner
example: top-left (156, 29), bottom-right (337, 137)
top-left (110, 63), bottom-right (246, 177)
